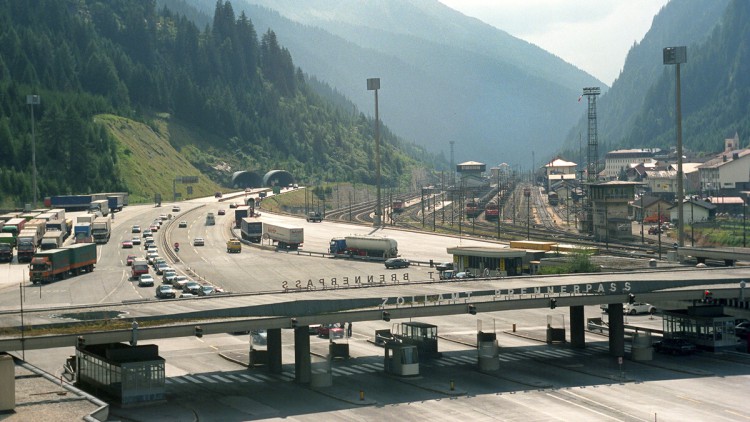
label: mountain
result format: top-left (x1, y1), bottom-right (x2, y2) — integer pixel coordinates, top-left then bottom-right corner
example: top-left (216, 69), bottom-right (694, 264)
top-left (0, 0), bottom-right (436, 207)
top-left (185, 0), bottom-right (603, 166)
top-left (561, 0), bottom-right (737, 162)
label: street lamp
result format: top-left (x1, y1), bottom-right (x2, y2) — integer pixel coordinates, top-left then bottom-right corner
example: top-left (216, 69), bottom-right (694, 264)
top-left (367, 78), bottom-right (382, 227)
top-left (663, 46), bottom-right (687, 247)
top-left (27, 94), bottom-right (40, 208)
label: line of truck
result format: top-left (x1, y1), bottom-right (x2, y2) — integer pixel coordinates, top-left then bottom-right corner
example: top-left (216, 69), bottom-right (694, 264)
top-left (43, 192), bottom-right (128, 213)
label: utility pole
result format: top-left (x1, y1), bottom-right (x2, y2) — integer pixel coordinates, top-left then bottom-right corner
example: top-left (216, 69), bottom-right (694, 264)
top-left (367, 78), bottom-right (382, 227)
top-left (663, 46), bottom-right (687, 247)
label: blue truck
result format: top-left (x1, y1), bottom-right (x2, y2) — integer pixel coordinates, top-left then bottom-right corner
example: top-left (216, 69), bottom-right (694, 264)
top-left (107, 194), bottom-right (124, 212)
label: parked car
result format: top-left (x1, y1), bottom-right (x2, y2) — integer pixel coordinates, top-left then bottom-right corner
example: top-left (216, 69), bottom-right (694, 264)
top-left (178, 221), bottom-right (187, 228)
top-left (454, 271), bottom-right (475, 279)
top-left (193, 237), bottom-right (205, 246)
top-left (156, 284), bottom-right (176, 299)
top-left (384, 258), bottom-right (410, 269)
top-left (653, 338), bottom-right (697, 355)
top-left (179, 293), bottom-right (196, 298)
top-left (138, 274), bottom-right (155, 287)
top-left (440, 270), bottom-right (456, 280)
top-left (624, 302), bottom-right (656, 315)
top-left (436, 262), bottom-right (454, 272)
top-left (735, 321), bottom-right (750, 339)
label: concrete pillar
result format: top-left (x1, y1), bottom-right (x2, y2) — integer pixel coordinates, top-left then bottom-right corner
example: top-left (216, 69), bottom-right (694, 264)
top-left (569, 305), bottom-right (586, 349)
top-left (294, 326), bottom-right (311, 384)
top-left (0, 353), bottom-right (14, 411)
top-left (608, 303), bottom-right (625, 357)
top-left (266, 328), bottom-right (282, 374)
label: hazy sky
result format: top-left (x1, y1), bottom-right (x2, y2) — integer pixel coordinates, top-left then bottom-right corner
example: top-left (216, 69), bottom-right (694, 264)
top-left (438, 0), bottom-right (670, 86)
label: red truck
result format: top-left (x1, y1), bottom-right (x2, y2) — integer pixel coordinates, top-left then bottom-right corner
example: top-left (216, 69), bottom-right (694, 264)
top-left (131, 259), bottom-right (149, 280)
top-left (29, 243), bottom-right (96, 284)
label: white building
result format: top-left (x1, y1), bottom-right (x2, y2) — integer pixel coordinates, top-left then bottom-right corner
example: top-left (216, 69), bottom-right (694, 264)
top-left (602, 149), bottom-right (660, 180)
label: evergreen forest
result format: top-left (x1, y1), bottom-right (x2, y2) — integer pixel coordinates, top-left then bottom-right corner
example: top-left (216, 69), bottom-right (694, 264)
top-left (0, 0), bottom-right (439, 207)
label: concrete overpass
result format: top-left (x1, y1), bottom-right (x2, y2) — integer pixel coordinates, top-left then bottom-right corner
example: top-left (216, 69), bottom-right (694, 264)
top-left (1, 267), bottom-right (746, 355)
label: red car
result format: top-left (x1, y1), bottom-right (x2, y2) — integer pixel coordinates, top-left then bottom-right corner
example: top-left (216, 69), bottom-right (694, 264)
top-left (126, 255), bottom-right (137, 266)
top-left (317, 323), bottom-right (344, 339)
top-left (121, 240), bottom-right (133, 249)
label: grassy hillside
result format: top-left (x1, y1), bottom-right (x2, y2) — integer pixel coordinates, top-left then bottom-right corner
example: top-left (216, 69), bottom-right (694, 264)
top-left (96, 114), bottom-right (223, 204)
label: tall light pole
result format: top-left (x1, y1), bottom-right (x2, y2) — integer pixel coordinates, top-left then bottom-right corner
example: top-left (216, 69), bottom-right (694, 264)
top-left (664, 46), bottom-right (686, 247)
top-left (27, 94), bottom-right (40, 208)
top-left (367, 78), bottom-right (382, 227)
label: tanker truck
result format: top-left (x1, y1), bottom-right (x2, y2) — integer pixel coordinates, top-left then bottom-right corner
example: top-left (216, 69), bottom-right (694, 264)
top-left (329, 235), bottom-right (398, 259)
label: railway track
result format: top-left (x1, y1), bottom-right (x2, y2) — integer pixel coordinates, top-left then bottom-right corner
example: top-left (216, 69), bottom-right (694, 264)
top-left (322, 183), bottom-right (670, 259)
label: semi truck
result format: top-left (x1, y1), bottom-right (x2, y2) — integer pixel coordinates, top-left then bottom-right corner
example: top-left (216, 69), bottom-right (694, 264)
top-left (41, 230), bottom-right (65, 250)
top-left (77, 215), bottom-right (94, 224)
top-left (92, 217), bottom-right (111, 244)
top-left (107, 194), bottom-right (125, 212)
top-left (0, 234), bottom-right (14, 262)
top-left (263, 222), bottom-right (303, 250)
top-left (24, 219), bottom-right (46, 244)
top-left (45, 219), bottom-right (69, 238)
top-left (89, 199), bottom-right (109, 216)
top-left (29, 243), bottom-right (96, 284)
top-left (18, 229), bottom-right (40, 246)
top-left (0, 212), bottom-right (21, 224)
top-left (16, 238), bottom-right (36, 263)
top-left (44, 194), bottom-right (107, 211)
top-left (240, 218), bottom-right (263, 243)
top-left (329, 235), bottom-right (399, 259)
top-left (2, 218), bottom-right (26, 238)
top-left (74, 223), bottom-right (93, 243)
top-left (234, 205), bottom-right (253, 227)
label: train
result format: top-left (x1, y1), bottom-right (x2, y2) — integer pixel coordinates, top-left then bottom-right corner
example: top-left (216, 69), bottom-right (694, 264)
top-left (465, 199), bottom-right (482, 219)
top-left (548, 191), bottom-right (559, 206)
top-left (392, 199), bottom-right (405, 213)
top-left (484, 201), bottom-right (499, 220)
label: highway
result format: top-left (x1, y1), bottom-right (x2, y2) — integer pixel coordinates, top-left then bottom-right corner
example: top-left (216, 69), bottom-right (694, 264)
top-left (3, 193), bottom-right (750, 421)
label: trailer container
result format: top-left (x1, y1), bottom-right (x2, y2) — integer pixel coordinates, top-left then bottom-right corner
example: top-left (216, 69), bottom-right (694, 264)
top-left (74, 223), bottom-right (93, 243)
top-left (66, 243), bottom-right (97, 275)
top-left (240, 218), bottom-right (263, 243)
top-left (107, 195), bottom-right (124, 212)
top-left (2, 218), bottom-right (26, 238)
top-left (234, 206), bottom-right (252, 227)
top-left (89, 199), bottom-right (109, 217)
top-left (263, 222), bottom-right (303, 250)
top-left (41, 230), bottom-right (65, 250)
top-left (92, 217), bottom-right (111, 244)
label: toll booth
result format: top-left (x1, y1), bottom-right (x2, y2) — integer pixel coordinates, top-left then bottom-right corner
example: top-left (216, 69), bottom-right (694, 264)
top-left (477, 331), bottom-right (499, 371)
top-left (384, 341), bottom-right (419, 376)
top-left (446, 246), bottom-right (526, 277)
top-left (76, 343), bottom-right (165, 405)
top-left (394, 322), bottom-right (441, 359)
top-left (662, 305), bottom-right (739, 351)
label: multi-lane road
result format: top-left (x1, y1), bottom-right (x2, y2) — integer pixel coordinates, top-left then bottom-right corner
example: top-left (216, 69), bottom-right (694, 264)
top-left (4, 193), bottom-right (750, 421)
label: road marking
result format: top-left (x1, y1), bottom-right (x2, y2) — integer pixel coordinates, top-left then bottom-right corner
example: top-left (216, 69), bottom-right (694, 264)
top-left (546, 392), bottom-right (624, 421)
top-left (225, 374), bottom-right (246, 382)
top-left (212, 374), bottom-right (233, 383)
top-left (725, 409), bottom-right (750, 420)
top-left (351, 364), bottom-right (376, 372)
top-left (182, 375), bottom-right (202, 384)
top-left (170, 377), bottom-right (189, 384)
top-left (196, 375), bottom-right (218, 383)
top-left (331, 367), bottom-right (350, 376)
top-left (253, 373), bottom-right (274, 381)
top-left (237, 373), bottom-right (263, 383)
